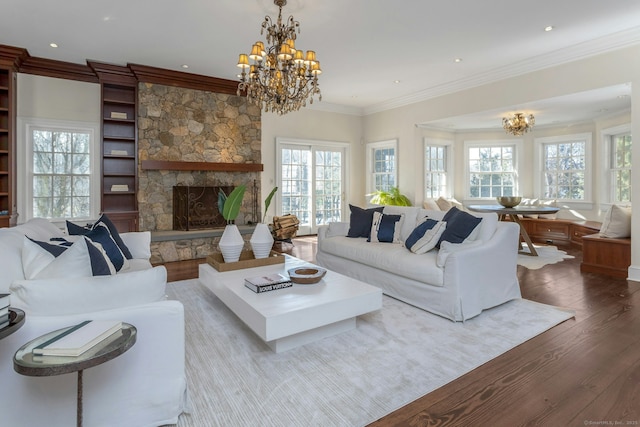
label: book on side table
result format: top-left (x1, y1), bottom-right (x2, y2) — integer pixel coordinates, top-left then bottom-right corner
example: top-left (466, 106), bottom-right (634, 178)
top-left (244, 273), bottom-right (292, 293)
top-left (32, 320), bottom-right (123, 357)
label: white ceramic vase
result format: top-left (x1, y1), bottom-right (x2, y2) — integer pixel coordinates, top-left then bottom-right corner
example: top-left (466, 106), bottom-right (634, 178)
top-left (218, 224), bottom-right (244, 263)
top-left (250, 223), bottom-right (274, 259)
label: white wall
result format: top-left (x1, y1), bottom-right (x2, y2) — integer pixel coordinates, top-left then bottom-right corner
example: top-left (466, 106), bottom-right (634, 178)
top-left (17, 74), bottom-right (100, 121)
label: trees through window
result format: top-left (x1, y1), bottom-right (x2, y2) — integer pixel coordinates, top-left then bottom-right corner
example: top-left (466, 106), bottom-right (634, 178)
top-left (467, 143), bottom-right (518, 198)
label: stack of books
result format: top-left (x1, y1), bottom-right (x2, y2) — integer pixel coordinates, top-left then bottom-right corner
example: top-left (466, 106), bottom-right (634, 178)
top-left (244, 273), bottom-right (292, 293)
top-left (32, 320), bottom-right (123, 357)
top-left (0, 294), bottom-right (10, 329)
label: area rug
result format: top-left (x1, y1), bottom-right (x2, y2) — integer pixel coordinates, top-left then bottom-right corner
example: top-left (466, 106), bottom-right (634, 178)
top-left (166, 279), bottom-right (574, 427)
top-left (517, 244), bottom-right (574, 269)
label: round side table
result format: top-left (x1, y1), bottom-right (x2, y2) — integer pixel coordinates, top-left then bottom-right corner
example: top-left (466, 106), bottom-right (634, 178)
top-left (14, 322), bottom-right (136, 427)
top-left (0, 308), bottom-right (25, 340)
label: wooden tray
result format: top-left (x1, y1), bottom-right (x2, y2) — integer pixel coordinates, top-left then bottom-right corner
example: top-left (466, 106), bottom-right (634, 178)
top-left (207, 251), bottom-right (285, 272)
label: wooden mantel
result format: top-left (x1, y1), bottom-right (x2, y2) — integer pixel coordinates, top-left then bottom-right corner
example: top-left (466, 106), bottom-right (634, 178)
top-left (141, 160), bottom-right (263, 172)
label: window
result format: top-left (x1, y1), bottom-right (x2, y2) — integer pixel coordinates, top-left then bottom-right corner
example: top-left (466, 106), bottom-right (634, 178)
top-left (465, 141), bottom-right (520, 198)
top-left (18, 118), bottom-right (99, 222)
top-left (367, 140), bottom-right (397, 194)
top-left (610, 132), bottom-right (632, 203)
top-left (535, 133), bottom-right (591, 201)
top-left (277, 138), bottom-right (348, 234)
top-left (424, 139), bottom-right (453, 199)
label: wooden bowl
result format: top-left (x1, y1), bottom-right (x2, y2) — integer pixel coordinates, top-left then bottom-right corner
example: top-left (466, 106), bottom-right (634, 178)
top-left (287, 267), bottom-right (327, 284)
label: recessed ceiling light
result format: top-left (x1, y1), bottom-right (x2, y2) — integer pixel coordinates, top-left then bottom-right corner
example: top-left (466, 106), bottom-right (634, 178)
top-left (394, 80), bottom-right (401, 84)
top-left (49, 43), bottom-right (58, 48)
top-left (181, 64), bottom-right (189, 69)
top-left (544, 26), bottom-right (554, 32)
top-left (454, 58), bottom-right (462, 63)
top-left (617, 94), bottom-right (630, 99)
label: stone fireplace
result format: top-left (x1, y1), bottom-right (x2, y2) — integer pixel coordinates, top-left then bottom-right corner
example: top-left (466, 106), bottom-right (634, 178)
top-left (136, 82), bottom-right (262, 264)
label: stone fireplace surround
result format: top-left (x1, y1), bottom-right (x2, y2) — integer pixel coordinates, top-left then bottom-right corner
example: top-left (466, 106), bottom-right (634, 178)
top-left (136, 82), bottom-right (263, 265)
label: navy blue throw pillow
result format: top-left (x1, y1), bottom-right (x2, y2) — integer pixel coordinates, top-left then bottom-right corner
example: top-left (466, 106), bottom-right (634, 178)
top-left (437, 206), bottom-right (482, 248)
top-left (67, 214), bottom-right (133, 260)
top-left (405, 219), bottom-right (438, 249)
top-left (346, 204), bottom-right (384, 238)
top-left (368, 212), bottom-right (402, 243)
top-left (83, 225), bottom-right (126, 271)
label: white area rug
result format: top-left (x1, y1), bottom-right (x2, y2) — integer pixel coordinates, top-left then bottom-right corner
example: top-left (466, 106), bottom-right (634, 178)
top-left (517, 244), bottom-right (574, 269)
top-left (166, 279), bottom-right (574, 427)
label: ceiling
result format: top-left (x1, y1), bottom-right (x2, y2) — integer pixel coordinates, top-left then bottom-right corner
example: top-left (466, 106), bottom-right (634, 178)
top-left (2, 0), bottom-right (639, 123)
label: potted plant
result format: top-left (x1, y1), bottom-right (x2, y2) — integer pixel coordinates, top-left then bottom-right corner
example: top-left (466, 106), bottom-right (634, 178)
top-left (217, 184), bottom-right (247, 263)
top-left (367, 186), bottom-right (412, 206)
top-left (250, 186), bottom-right (278, 259)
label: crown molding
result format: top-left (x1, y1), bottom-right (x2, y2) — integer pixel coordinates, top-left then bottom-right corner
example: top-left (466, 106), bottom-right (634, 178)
top-left (363, 26), bottom-right (640, 116)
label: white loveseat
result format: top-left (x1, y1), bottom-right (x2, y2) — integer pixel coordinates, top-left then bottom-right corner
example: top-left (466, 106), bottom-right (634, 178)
top-left (0, 218), bottom-right (187, 427)
top-left (316, 206), bottom-right (522, 321)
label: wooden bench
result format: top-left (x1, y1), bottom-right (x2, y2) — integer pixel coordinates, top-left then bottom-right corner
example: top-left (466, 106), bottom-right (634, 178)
top-left (517, 217), bottom-right (630, 278)
top-left (580, 233), bottom-right (631, 278)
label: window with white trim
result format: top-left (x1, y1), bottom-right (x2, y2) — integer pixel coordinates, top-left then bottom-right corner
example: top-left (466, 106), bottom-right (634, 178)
top-left (465, 141), bottom-right (520, 198)
top-left (536, 133), bottom-right (591, 201)
top-left (610, 132), bottom-right (632, 203)
top-left (18, 118), bottom-right (100, 222)
top-left (424, 139), bottom-right (452, 199)
top-left (367, 140), bottom-right (397, 193)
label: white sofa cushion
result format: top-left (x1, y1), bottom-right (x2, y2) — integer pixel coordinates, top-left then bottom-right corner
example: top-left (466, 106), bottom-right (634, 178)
top-left (10, 265), bottom-right (168, 316)
top-left (319, 235), bottom-right (444, 286)
top-left (382, 206), bottom-right (421, 240)
top-left (600, 204), bottom-right (632, 238)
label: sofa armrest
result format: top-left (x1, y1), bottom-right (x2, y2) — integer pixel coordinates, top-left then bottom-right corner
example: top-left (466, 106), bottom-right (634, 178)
top-left (120, 231), bottom-right (151, 260)
top-left (443, 222), bottom-right (521, 319)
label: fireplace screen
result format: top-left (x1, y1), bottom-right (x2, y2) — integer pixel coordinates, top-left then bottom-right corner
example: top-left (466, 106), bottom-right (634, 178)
top-left (173, 186), bottom-right (234, 230)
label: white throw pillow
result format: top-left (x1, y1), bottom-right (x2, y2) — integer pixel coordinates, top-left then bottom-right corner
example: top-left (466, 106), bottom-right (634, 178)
top-left (22, 237), bottom-right (94, 280)
top-left (9, 266), bottom-right (168, 316)
top-left (422, 199), bottom-right (441, 211)
top-left (324, 222), bottom-right (349, 238)
top-left (600, 204), bottom-right (632, 238)
top-left (436, 240), bottom-right (483, 268)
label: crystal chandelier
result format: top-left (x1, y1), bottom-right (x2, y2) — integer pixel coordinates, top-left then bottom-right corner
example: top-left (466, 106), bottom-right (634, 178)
top-left (502, 113), bottom-right (535, 136)
top-left (236, 0), bottom-right (322, 115)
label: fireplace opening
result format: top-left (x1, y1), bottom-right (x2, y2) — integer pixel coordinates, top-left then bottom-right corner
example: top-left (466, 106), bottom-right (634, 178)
top-left (173, 186), bottom-right (234, 230)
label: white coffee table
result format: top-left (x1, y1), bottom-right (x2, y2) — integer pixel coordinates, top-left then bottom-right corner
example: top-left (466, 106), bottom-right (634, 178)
top-left (198, 255), bottom-right (382, 352)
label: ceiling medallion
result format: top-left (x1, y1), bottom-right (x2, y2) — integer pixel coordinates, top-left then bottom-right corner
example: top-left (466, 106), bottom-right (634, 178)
top-left (236, 0), bottom-right (322, 115)
top-left (502, 113), bottom-right (535, 136)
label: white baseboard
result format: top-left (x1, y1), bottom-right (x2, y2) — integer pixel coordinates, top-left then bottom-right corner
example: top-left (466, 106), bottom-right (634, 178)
top-left (628, 265), bottom-right (640, 282)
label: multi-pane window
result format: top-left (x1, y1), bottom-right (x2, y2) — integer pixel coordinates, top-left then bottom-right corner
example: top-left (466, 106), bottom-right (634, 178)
top-left (424, 144), bottom-right (448, 199)
top-left (467, 144), bottom-right (516, 198)
top-left (372, 146), bottom-right (395, 191)
top-left (542, 140), bottom-right (586, 200)
top-left (314, 150), bottom-right (342, 225)
top-left (610, 132), bottom-right (632, 203)
top-left (31, 128), bottom-right (91, 219)
top-left (280, 147), bottom-right (312, 225)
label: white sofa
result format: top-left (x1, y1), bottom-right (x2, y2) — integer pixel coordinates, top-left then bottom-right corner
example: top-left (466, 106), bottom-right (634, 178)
top-left (0, 218), bottom-right (187, 427)
top-left (316, 206), bottom-right (522, 321)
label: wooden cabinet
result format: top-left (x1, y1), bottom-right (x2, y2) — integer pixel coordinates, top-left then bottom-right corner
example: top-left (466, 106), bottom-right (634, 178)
top-left (581, 234), bottom-right (631, 278)
top-left (0, 67), bottom-right (15, 228)
top-left (570, 221), bottom-right (601, 248)
top-left (528, 219), bottom-right (571, 247)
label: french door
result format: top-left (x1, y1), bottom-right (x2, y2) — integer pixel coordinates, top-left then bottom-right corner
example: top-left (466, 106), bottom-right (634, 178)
top-left (276, 138), bottom-right (348, 235)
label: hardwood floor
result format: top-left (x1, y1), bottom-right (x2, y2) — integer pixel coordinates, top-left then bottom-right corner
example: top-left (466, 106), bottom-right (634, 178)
top-left (164, 237), bottom-right (640, 425)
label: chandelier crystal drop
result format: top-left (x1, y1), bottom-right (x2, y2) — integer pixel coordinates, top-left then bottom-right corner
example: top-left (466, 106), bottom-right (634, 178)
top-left (236, 0), bottom-right (322, 115)
top-left (502, 113), bottom-right (535, 136)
